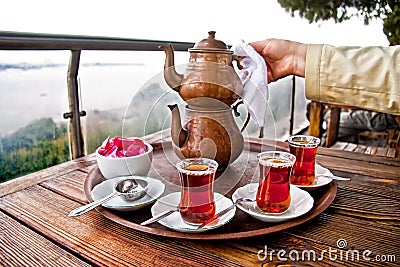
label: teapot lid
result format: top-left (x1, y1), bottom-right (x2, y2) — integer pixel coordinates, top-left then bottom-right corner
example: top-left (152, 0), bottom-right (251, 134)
top-left (189, 31), bottom-right (232, 53)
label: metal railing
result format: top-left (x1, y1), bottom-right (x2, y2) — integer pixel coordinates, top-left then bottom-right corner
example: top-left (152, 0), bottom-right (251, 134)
top-left (0, 31), bottom-right (194, 158)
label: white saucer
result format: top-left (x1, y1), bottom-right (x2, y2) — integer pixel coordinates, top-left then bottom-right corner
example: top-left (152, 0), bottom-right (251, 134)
top-left (151, 192), bottom-right (235, 233)
top-left (294, 164), bottom-right (334, 190)
top-left (232, 183), bottom-right (314, 223)
top-left (91, 176), bottom-right (165, 212)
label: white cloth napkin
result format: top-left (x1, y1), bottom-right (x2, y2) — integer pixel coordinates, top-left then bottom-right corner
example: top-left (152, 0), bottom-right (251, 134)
top-left (232, 40), bottom-right (268, 128)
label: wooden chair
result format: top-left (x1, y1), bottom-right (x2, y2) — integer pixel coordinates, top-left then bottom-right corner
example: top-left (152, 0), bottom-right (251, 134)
top-left (308, 101), bottom-right (400, 158)
top-left (308, 101), bottom-right (353, 147)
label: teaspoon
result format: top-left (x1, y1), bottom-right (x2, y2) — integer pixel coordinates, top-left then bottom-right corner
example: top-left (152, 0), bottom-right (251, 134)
top-left (320, 175), bottom-right (350, 181)
top-left (140, 209), bottom-right (179, 226)
top-left (69, 178), bottom-right (147, 217)
top-left (197, 197), bottom-right (254, 229)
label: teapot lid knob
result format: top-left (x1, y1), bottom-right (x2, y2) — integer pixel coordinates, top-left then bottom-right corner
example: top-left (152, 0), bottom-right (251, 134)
top-left (190, 31), bottom-right (231, 52)
top-left (208, 31), bottom-right (216, 39)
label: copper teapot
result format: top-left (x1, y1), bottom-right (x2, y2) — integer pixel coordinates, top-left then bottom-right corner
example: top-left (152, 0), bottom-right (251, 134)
top-left (168, 104), bottom-right (244, 169)
top-left (160, 31), bottom-right (244, 108)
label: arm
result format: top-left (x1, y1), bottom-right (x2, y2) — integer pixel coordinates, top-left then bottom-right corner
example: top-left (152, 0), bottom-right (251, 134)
top-left (251, 40), bottom-right (400, 115)
top-left (306, 44), bottom-right (400, 115)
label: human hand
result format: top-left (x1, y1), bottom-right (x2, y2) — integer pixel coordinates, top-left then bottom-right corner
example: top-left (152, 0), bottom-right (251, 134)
top-left (250, 39), bottom-right (307, 82)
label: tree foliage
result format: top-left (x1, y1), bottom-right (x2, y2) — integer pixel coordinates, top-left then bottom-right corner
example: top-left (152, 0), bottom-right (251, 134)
top-left (0, 118), bottom-right (70, 182)
top-left (277, 0), bottom-right (400, 45)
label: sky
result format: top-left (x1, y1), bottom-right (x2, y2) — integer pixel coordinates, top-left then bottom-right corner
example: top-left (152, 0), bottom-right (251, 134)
top-left (1, 0), bottom-right (389, 47)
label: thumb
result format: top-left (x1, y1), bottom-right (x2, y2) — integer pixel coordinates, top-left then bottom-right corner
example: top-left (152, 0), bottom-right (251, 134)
top-left (249, 41), bottom-right (265, 53)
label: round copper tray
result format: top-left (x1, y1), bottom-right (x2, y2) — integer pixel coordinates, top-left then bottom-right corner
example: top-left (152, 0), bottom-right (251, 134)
top-left (84, 141), bottom-right (337, 240)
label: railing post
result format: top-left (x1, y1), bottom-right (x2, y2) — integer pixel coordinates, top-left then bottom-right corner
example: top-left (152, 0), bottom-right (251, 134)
top-left (66, 50), bottom-right (85, 158)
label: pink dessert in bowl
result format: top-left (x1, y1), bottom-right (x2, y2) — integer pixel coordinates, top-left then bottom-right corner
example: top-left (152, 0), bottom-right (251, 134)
top-left (96, 136), bottom-right (153, 179)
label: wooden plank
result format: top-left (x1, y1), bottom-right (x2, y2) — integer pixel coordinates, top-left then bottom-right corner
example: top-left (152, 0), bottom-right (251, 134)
top-left (375, 147), bottom-right (389, 156)
top-left (40, 168), bottom-right (89, 203)
top-left (387, 148), bottom-right (397, 158)
top-left (288, 212), bottom-right (399, 259)
top-left (318, 146), bottom-right (400, 167)
top-left (308, 101), bottom-right (324, 138)
top-left (326, 142), bottom-right (386, 158)
top-left (354, 145), bottom-right (367, 153)
top-left (364, 146), bottom-right (377, 155)
top-left (330, 141), bottom-right (349, 150)
top-left (333, 182), bottom-right (400, 217)
top-left (261, 238), bottom-right (384, 266)
top-left (0, 211), bottom-right (91, 267)
top-left (316, 154), bottom-right (400, 180)
top-left (343, 143), bottom-right (357, 152)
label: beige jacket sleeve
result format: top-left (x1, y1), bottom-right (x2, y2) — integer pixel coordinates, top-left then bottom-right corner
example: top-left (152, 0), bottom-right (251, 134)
top-left (305, 44), bottom-right (400, 116)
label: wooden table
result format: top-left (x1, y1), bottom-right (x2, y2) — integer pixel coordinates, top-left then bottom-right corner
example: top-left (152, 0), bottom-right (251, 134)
top-left (1, 134), bottom-right (399, 266)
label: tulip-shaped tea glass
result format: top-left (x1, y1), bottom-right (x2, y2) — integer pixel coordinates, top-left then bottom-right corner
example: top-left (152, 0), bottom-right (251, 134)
top-left (288, 135), bottom-right (321, 186)
top-left (176, 158), bottom-right (218, 225)
top-left (256, 151), bottom-right (296, 213)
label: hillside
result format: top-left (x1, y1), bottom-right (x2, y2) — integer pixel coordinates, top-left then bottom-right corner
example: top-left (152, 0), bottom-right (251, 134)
top-left (0, 118), bottom-right (69, 182)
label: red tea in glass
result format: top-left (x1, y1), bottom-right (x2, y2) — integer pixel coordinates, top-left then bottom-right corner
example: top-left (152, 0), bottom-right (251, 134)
top-left (256, 151), bottom-right (296, 213)
top-left (176, 158), bottom-right (218, 225)
top-left (288, 135), bottom-right (321, 186)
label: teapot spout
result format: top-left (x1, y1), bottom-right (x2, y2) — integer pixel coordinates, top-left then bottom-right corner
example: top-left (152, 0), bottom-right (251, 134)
top-left (168, 104), bottom-right (187, 148)
top-left (160, 44), bottom-right (183, 92)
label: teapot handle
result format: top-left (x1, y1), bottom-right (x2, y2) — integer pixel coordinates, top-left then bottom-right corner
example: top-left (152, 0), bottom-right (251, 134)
top-left (233, 54), bottom-right (253, 89)
top-left (232, 54), bottom-right (249, 132)
top-left (232, 100), bottom-right (250, 132)
top-left (232, 55), bottom-right (245, 70)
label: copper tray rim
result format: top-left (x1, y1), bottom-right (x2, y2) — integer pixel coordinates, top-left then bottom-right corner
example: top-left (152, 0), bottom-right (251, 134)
top-left (84, 141), bottom-right (338, 240)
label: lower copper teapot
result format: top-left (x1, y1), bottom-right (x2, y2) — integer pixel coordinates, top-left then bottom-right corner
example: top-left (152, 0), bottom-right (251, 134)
top-left (168, 104), bottom-right (244, 169)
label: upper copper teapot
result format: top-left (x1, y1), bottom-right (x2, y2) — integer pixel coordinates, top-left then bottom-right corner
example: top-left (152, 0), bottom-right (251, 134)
top-left (160, 31), bottom-right (243, 108)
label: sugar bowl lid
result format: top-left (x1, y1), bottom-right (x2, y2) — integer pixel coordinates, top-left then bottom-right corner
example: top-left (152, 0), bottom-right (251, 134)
top-left (189, 31), bottom-right (232, 53)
